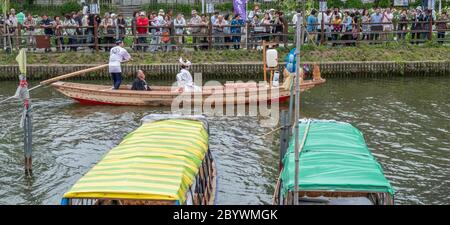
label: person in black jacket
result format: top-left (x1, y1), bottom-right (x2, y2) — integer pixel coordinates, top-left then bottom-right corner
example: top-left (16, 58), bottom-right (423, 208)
top-left (131, 70), bottom-right (151, 91)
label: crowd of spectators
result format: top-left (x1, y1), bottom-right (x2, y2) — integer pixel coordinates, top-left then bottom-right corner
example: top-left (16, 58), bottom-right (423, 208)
top-left (0, 4), bottom-right (448, 52)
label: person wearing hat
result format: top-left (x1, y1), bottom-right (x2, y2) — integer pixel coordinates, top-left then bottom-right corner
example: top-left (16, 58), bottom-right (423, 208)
top-left (189, 10), bottom-right (202, 51)
top-left (268, 9), bottom-right (275, 21)
top-left (109, 39), bottom-right (132, 90)
top-left (176, 58), bottom-right (200, 92)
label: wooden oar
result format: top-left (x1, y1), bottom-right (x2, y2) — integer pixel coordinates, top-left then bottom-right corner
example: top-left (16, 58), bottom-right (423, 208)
top-left (40, 64), bottom-right (108, 85)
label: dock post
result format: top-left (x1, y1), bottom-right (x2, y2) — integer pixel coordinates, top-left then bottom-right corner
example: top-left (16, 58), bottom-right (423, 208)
top-left (23, 104), bottom-right (32, 175)
top-left (279, 110), bottom-right (288, 172)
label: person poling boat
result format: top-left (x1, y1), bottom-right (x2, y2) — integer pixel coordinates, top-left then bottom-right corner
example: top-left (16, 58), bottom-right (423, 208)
top-left (176, 57), bottom-right (201, 93)
top-left (109, 39), bottom-right (132, 90)
top-left (131, 70), bottom-right (151, 91)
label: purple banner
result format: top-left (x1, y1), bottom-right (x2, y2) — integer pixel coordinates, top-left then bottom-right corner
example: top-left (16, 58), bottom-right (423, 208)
top-left (233, 0), bottom-right (247, 21)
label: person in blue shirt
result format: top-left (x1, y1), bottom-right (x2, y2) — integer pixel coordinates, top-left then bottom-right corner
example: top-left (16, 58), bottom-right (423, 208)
top-left (306, 9), bottom-right (318, 44)
top-left (370, 8), bottom-right (383, 41)
top-left (231, 14), bottom-right (244, 50)
top-left (342, 11), bottom-right (354, 44)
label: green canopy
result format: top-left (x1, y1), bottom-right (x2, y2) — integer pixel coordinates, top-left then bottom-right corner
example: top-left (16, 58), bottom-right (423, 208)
top-left (281, 120), bottom-right (394, 197)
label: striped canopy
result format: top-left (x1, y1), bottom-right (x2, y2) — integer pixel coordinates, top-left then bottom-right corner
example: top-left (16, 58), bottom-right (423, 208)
top-left (63, 119), bottom-right (209, 204)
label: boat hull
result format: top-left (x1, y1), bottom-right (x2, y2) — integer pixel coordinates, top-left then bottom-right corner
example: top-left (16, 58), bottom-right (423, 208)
top-left (51, 80), bottom-right (325, 106)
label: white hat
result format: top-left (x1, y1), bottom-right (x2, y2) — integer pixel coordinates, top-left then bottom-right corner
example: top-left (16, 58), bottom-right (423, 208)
top-left (139, 11), bottom-right (145, 16)
top-left (416, 6), bottom-right (422, 11)
top-left (179, 57), bottom-right (192, 67)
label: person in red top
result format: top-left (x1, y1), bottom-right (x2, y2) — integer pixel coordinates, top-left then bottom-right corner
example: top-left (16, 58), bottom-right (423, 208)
top-left (136, 11), bottom-right (149, 51)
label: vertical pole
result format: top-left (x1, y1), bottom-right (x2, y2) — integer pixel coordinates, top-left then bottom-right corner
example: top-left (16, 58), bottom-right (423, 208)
top-left (16, 23), bottom-right (21, 50)
top-left (428, 17), bottom-right (432, 41)
top-left (3, 0), bottom-right (7, 52)
top-left (263, 41), bottom-right (267, 82)
top-left (208, 20), bottom-right (212, 50)
top-left (279, 110), bottom-right (288, 172)
top-left (320, 12), bottom-right (324, 45)
top-left (293, 11), bottom-right (302, 206)
top-left (202, 0), bottom-right (205, 14)
top-left (24, 104), bottom-right (32, 175)
top-left (245, 21), bottom-right (248, 50)
top-left (94, 19), bottom-right (99, 52)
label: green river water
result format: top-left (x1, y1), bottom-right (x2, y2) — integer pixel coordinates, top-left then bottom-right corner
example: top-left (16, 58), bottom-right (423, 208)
top-left (0, 77), bottom-right (449, 205)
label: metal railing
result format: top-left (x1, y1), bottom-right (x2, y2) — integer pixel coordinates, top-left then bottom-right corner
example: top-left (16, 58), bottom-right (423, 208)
top-left (0, 19), bottom-right (448, 52)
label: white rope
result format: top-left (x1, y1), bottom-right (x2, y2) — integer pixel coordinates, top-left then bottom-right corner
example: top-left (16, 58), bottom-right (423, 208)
top-left (0, 84), bottom-right (42, 105)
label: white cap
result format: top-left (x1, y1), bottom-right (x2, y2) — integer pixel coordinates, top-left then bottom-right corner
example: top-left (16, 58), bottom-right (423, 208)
top-left (179, 57), bottom-right (192, 67)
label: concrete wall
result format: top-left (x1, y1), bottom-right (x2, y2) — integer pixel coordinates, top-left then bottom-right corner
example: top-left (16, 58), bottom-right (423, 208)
top-left (1, 61), bottom-right (449, 81)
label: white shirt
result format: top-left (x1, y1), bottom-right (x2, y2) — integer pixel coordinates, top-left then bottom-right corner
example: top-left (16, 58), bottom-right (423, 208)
top-left (174, 18), bottom-right (186, 34)
top-left (176, 69), bottom-right (201, 92)
top-left (82, 6), bottom-right (89, 15)
top-left (109, 46), bottom-right (131, 73)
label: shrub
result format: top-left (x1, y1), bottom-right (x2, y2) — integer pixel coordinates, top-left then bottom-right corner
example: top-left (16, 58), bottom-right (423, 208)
top-left (60, 1), bottom-right (82, 15)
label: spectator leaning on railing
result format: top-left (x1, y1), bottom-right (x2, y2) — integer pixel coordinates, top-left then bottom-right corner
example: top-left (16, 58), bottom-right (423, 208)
top-left (436, 11), bottom-right (448, 44)
top-left (199, 14), bottom-right (209, 50)
top-left (213, 14), bottom-right (227, 49)
top-left (231, 14), bottom-right (244, 50)
top-left (23, 14), bottom-right (37, 51)
top-left (370, 8), bottom-right (383, 41)
top-left (136, 11), bottom-right (149, 52)
top-left (381, 8), bottom-right (393, 41)
top-left (64, 13), bottom-right (79, 52)
top-left (174, 13), bottom-right (186, 48)
top-left (189, 10), bottom-right (202, 51)
top-left (306, 9), bottom-right (318, 44)
top-left (397, 9), bottom-right (408, 40)
top-left (40, 14), bottom-right (53, 52)
top-left (101, 12), bottom-right (114, 51)
top-left (53, 15), bottom-right (64, 51)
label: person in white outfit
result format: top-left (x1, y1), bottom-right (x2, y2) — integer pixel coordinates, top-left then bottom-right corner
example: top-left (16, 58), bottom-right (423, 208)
top-left (176, 58), bottom-right (201, 92)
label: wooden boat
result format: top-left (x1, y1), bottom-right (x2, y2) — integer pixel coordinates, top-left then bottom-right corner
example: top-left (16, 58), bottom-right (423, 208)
top-left (273, 119), bottom-right (394, 205)
top-left (50, 78), bottom-right (325, 106)
top-left (61, 114), bottom-right (217, 205)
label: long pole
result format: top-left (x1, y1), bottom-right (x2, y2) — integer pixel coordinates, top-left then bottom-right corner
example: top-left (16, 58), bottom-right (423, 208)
top-left (3, 0), bottom-right (8, 52)
top-left (202, 0), bottom-right (205, 14)
top-left (293, 9), bottom-right (302, 206)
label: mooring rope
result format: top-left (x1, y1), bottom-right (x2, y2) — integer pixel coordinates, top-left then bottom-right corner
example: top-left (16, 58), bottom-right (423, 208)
top-left (0, 84), bottom-right (43, 105)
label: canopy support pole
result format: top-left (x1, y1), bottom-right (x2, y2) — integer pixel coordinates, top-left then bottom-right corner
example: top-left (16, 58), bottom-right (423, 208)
top-left (293, 10), bottom-right (301, 206)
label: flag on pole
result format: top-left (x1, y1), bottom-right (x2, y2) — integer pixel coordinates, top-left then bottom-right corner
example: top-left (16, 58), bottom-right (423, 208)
top-left (16, 48), bottom-right (27, 76)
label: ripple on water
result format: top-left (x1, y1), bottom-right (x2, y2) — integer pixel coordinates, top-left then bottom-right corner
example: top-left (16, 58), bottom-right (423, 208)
top-left (0, 77), bottom-right (449, 205)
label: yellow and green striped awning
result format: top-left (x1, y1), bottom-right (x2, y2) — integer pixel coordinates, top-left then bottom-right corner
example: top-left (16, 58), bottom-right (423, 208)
top-left (63, 119), bottom-right (209, 204)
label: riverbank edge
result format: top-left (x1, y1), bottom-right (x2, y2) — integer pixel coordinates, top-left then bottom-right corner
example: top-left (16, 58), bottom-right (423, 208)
top-left (0, 60), bottom-right (449, 81)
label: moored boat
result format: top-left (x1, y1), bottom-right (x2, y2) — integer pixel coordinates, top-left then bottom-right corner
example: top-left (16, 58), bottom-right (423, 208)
top-left (50, 79), bottom-right (325, 106)
top-left (273, 119), bottom-right (394, 205)
top-left (61, 114), bottom-right (216, 205)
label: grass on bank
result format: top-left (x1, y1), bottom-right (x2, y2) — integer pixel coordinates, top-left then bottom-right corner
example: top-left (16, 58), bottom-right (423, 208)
top-left (0, 42), bottom-right (449, 65)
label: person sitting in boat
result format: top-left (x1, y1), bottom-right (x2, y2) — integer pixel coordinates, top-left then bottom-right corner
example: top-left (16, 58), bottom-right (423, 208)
top-left (131, 70), bottom-right (151, 91)
top-left (176, 57), bottom-right (201, 92)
